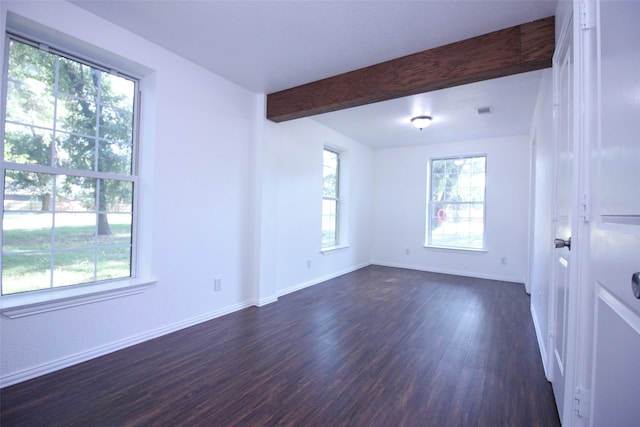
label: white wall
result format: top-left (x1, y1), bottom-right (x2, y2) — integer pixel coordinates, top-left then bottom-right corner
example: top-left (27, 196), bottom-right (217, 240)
top-left (528, 69), bottom-right (554, 376)
top-left (0, 1), bottom-right (259, 386)
top-left (0, 0), bottom-right (540, 388)
top-left (0, 1), bottom-right (375, 384)
top-left (371, 135), bottom-right (531, 283)
top-left (266, 118), bottom-right (374, 295)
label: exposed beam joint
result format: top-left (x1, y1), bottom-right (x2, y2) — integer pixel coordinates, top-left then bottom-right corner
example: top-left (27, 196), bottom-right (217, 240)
top-left (267, 16), bottom-right (554, 122)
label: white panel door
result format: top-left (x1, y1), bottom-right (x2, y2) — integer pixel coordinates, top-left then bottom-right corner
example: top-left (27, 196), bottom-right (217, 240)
top-left (549, 15), bottom-right (573, 424)
top-left (590, 1), bottom-right (640, 425)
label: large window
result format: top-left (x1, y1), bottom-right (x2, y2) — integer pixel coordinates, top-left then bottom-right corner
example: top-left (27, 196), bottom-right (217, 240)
top-left (1, 36), bottom-right (138, 295)
top-left (427, 155), bottom-right (486, 250)
top-left (322, 148), bottom-right (339, 248)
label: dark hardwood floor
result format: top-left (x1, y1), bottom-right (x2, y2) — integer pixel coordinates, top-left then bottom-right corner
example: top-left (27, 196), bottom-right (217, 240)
top-left (1, 265), bottom-right (559, 426)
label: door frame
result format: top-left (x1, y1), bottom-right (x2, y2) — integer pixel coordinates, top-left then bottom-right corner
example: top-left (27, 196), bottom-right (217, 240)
top-left (548, 9), bottom-right (572, 415)
top-left (548, 2), bottom-right (595, 424)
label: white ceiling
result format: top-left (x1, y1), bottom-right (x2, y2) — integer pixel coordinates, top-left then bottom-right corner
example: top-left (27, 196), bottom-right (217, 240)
top-left (70, 0), bottom-right (558, 148)
top-left (313, 69), bottom-right (545, 148)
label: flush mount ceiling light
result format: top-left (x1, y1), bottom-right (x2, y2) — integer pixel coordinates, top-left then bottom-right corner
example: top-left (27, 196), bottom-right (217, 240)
top-left (411, 115), bottom-right (432, 130)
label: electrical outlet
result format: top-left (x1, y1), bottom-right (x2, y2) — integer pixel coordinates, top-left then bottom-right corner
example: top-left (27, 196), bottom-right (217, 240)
top-left (501, 257), bottom-right (507, 265)
top-left (405, 249), bottom-right (410, 255)
top-left (214, 278), bottom-right (222, 291)
top-left (307, 259), bottom-right (311, 268)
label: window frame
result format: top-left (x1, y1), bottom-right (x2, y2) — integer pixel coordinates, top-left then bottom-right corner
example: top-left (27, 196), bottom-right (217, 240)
top-left (321, 147), bottom-right (340, 250)
top-left (426, 154), bottom-right (487, 251)
top-left (0, 30), bottom-right (154, 316)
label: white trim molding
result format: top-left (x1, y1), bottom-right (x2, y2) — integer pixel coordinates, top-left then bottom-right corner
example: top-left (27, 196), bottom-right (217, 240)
top-left (277, 262), bottom-right (369, 297)
top-left (531, 302), bottom-right (550, 380)
top-left (0, 298), bottom-right (254, 388)
top-left (1, 279), bottom-right (157, 319)
top-left (371, 260), bottom-right (524, 284)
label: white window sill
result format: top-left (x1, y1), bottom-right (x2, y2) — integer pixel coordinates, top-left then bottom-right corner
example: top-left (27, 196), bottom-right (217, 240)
top-left (0, 278), bottom-right (157, 319)
top-left (424, 245), bottom-right (487, 253)
top-left (320, 244), bottom-right (350, 255)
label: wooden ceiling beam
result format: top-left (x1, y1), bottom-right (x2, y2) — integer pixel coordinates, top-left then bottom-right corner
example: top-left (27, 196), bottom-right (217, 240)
top-left (266, 16), bottom-right (554, 122)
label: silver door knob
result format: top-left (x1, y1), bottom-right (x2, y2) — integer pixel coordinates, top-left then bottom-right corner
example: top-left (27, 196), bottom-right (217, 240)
top-left (554, 237), bottom-right (571, 250)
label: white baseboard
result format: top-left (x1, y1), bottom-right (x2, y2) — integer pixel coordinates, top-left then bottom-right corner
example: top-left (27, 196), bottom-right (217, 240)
top-left (277, 262), bottom-right (371, 297)
top-left (530, 302), bottom-right (550, 380)
top-left (0, 300), bottom-right (254, 388)
top-left (370, 260), bottom-right (524, 284)
top-left (1, 261), bottom-right (525, 389)
top-left (255, 295), bottom-right (278, 307)
top-left (1, 263), bottom-right (371, 388)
